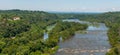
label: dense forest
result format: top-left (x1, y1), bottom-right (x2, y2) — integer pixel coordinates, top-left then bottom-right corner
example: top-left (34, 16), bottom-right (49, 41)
top-left (0, 9), bottom-right (120, 55)
top-left (0, 10), bottom-right (88, 55)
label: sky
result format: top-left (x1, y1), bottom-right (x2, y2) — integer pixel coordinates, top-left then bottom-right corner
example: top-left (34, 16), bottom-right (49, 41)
top-left (0, 0), bottom-right (120, 12)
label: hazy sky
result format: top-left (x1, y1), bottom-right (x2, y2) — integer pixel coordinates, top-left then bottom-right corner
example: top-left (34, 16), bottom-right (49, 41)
top-left (0, 0), bottom-right (120, 12)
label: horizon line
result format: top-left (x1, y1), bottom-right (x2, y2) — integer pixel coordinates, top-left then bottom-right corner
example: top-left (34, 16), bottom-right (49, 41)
top-left (0, 9), bottom-right (120, 13)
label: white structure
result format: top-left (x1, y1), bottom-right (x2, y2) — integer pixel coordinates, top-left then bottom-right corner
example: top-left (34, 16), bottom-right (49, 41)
top-left (13, 17), bottom-right (20, 20)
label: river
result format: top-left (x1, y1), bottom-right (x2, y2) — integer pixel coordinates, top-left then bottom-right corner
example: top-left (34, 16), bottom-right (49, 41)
top-left (55, 19), bottom-right (111, 55)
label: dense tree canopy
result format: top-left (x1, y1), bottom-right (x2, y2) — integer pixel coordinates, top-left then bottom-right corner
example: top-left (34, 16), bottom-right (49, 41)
top-left (0, 10), bottom-right (88, 55)
top-left (1, 9), bottom-right (120, 55)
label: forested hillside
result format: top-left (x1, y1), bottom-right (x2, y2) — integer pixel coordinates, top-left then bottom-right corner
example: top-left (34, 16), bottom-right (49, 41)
top-left (0, 10), bottom-right (88, 55)
top-left (1, 9), bottom-right (120, 55)
top-left (0, 10), bottom-right (58, 55)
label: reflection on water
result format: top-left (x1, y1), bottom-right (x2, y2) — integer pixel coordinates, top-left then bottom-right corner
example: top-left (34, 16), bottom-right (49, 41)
top-left (55, 19), bottom-right (111, 55)
top-left (43, 24), bottom-right (56, 40)
top-left (63, 19), bottom-right (90, 24)
top-left (43, 32), bottom-right (48, 40)
top-left (59, 37), bottom-right (63, 42)
top-left (87, 23), bottom-right (108, 31)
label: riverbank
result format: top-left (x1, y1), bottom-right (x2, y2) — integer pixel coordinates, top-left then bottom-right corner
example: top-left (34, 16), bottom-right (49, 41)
top-left (55, 22), bottom-right (111, 55)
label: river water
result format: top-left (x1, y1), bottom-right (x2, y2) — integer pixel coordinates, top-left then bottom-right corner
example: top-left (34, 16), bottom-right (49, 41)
top-left (55, 19), bottom-right (111, 55)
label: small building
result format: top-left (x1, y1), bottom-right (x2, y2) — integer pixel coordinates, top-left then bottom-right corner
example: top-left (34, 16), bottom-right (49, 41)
top-left (13, 17), bottom-right (20, 20)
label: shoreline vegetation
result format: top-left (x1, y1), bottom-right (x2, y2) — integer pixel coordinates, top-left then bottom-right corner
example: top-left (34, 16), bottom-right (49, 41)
top-left (0, 9), bottom-right (120, 55)
top-left (0, 10), bottom-right (88, 55)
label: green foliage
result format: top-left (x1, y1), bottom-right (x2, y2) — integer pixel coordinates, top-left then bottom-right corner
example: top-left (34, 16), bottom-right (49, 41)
top-left (0, 10), bottom-right (58, 55)
top-left (49, 21), bottom-right (88, 40)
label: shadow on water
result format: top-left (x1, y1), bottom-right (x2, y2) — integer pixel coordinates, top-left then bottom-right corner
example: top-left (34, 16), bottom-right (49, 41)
top-left (55, 19), bottom-right (111, 55)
